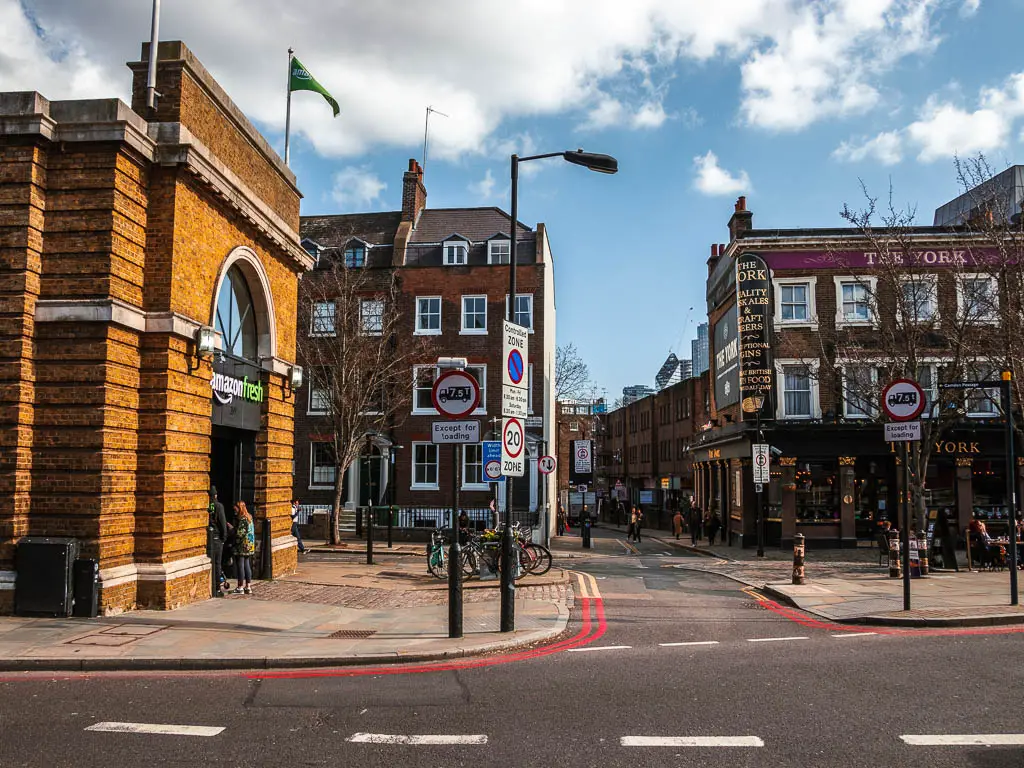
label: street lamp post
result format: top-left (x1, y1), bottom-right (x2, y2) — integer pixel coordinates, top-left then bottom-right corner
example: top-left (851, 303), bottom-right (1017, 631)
top-left (501, 149), bottom-right (617, 633)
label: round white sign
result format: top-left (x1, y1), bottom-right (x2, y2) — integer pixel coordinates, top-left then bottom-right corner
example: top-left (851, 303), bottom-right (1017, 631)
top-left (431, 369), bottom-right (481, 419)
top-left (484, 460), bottom-right (502, 480)
top-left (538, 455), bottom-right (556, 474)
top-left (503, 418), bottom-right (524, 459)
top-left (881, 378), bottom-right (926, 421)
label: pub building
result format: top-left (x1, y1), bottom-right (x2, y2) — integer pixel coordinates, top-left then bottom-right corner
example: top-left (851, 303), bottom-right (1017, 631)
top-left (691, 196), bottom-right (1021, 549)
top-left (0, 41), bottom-right (310, 614)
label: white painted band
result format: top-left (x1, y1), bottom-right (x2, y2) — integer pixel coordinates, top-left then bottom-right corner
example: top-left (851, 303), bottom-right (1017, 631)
top-left (566, 645), bottom-right (631, 653)
top-left (346, 733), bottom-right (488, 745)
top-left (0, 570), bottom-right (15, 590)
top-left (85, 722), bottom-right (224, 737)
top-left (659, 641), bottom-right (720, 647)
top-left (271, 535), bottom-right (297, 553)
top-left (746, 636), bottom-right (809, 643)
top-left (621, 736), bottom-right (764, 747)
top-left (830, 632), bottom-right (878, 638)
top-left (901, 734), bottom-right (1024, 746)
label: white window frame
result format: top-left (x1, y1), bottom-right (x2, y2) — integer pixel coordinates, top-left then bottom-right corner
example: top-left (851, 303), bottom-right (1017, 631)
top-left (461, 444), bottom-right (489, 491)
top-left (964, 363), bottom-right (1001, 418)
top-left (443, 240), bottom-right (468, 266)
top-left (833, 276), bottom-right (878, 328)
top-left (488, 239), bottom-right (510, 265)
top-left (411, 442), bottom-right (439, 490)
top-left (505, 294), bottom-right (534, 331)
top-left (309, 442), bottom-right (336, 489)
top-left (775, 359), bottom-right (821, 420)
top-left (310, 301), bottom-right (335, 336)
top-left (360, 298), bottom-right (384, 336)
top-left (773, 276), bottom-right (818, 330)
top-left (412, 365), bottom-right (439, 414)
top-left (840, 363), bottom-right (879, 419)
top-left (916, 360), bottom-right (947, 419)
top-left (465, 364), bottom-right (487, 415)
top-left (899, 275), bottom-right (939, 323)
top-left (308, 371), bottom-right (330, 415)
top-left (460, 295), bottom-right (488, 335)
top-left (956, 273), bottom-right (999, 324)
top-left (344, 243), bottom-right (366, 268)
top-left (569, 421), bottom-right (580, 432)
top-left (414, 296), bottom-right (442, 335)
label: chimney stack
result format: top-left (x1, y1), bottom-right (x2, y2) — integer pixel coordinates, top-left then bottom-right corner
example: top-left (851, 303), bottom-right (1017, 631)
top-left (728, 196), bottom-right (753, 242)
top-left (401, 159), bottom-right (427, 226)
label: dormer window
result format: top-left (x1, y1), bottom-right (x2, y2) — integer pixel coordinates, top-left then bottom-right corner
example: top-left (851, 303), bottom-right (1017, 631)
top-left (344, 242), bottom-right (366, 268)
top-left (301, 238), bottom-right (323, 265)
top-left (443, 237), bottom-right (469, 266)
top-left (488, 238), bottom-right (510, 265)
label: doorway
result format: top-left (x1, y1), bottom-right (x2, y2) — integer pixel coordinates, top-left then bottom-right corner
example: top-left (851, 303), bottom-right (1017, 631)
top-left (210, 425), bottom-right (257, 516)
top-left (358, 445), bottom-right (382, 507)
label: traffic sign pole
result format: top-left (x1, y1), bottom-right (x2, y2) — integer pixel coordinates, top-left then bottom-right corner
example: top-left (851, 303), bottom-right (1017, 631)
top-left (449, 442), bottom-right (462, 638)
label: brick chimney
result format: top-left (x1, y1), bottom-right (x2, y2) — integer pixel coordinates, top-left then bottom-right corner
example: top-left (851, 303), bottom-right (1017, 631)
top-left (401, 159), bottom-right (427, 226)
top-left (727, 196), bottom-right (753, 242)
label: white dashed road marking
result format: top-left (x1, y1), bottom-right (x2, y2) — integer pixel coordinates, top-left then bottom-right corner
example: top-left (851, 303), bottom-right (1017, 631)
top-left (831, 632), bottom-right (879, 638)
top-left (621, 736), bottom-right (764, 747)
top-left (567, 645), bottom-right (632, 653)
top-left (659, 641), bottom-right (720, 647)
top-left (347, 733), bottom-right (488, 745)
top-left (85, 722), bottom-right (224, 737)
top-left (747, 636), bottom-right (809, 643)
top-left (901, 734), bottom-right (1024, 746)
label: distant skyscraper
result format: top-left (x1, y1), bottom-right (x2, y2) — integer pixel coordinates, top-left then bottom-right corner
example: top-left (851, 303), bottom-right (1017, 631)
top-left (655, 352), bottom-right (684, 390)
top-left (692, 322), bottom-right (709, 375)
top-left (622, 385), bottom-right (655, 405)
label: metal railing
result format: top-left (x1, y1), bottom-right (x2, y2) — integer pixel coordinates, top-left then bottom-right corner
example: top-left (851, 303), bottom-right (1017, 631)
top-left (363, 506), bottom-right (540, 530)
top-left (295, 504), bottom-right (330, 525)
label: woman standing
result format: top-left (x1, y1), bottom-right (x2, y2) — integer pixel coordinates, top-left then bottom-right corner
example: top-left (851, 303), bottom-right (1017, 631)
top-left (672, 508), bottom-right (684, 540)
top-left (232, 501), bottom-right (256, 595)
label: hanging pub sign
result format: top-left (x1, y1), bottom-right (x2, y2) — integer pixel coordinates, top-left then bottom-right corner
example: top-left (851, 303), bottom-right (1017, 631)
top-left (211, 356), bottom-right (264, 432)
top-left (713, 305), bottom-right (740, 409)
top-left (736, 252), bottom-right (773, 420)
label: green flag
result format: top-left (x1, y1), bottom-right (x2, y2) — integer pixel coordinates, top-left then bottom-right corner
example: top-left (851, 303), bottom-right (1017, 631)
top-left (289, 56), bottom-right (340, 117)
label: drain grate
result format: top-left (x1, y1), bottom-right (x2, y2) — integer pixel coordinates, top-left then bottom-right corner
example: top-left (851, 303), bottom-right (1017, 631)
top-left (328, 629), bottom-right (376, 639)
top-left (740, 601), bottom-right (764, 610)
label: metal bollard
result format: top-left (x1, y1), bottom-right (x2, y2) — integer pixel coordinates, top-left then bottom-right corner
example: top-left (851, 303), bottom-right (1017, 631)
top-left (917, 532), bottom-right (929, 576)
top-left (887, 530), bottom-right (901, 578)
top-left (792, 533), bottom-right (806, 585)
top-left (366, 507), bottom-right (374, 565)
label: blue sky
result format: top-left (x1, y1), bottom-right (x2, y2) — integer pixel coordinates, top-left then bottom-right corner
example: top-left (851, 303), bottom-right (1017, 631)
top-left (4, 1), bottom-right (1024, 399)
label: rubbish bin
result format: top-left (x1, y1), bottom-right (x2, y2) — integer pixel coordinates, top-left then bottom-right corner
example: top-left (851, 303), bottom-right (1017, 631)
top-left (72, 559), bottom-right (100, 618)
top-left (15, 537), bottom-right (78, 617)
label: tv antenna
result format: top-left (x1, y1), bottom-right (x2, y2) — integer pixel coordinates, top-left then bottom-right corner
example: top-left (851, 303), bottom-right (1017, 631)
top-left (422, 106), bottom-right (449, 169)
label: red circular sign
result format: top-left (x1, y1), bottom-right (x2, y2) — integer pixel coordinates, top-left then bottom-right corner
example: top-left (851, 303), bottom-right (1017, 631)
top-left (431, 369), bottom-right (481, 419)
top-left (503, 418), bottom-right (524, 459)
top-left (881, 378), bottom-right (926, 422)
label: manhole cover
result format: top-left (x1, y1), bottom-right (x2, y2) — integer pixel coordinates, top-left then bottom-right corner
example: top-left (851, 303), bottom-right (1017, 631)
top-left (328, 629), bottom-right (376, 639)
top-left (740, 601), bottom-right (763, 610)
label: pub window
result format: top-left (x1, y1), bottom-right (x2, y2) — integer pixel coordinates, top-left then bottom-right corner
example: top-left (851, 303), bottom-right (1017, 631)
top-left (842, 364), bottom-right (877, 419)
top-left (795, 461), bottom-right (839, 522)
top-left (781, 284), bottom-right (808, 321)
top-left (782, 365), bottom-right (813, 418)
top-left (833, 276), bottom-right (877, 326)
top-left (900, 277), bottom-right (937, 322)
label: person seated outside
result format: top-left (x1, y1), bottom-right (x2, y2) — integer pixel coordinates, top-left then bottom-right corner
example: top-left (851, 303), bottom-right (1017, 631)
top-left (969, 517), bottom-right (999, 568)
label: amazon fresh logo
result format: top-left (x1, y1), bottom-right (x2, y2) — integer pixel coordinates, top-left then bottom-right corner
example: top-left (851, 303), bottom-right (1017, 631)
top-left (211, 372), bottom-right (264, 405)
top-left (293, 67), bottom-right (311, 80)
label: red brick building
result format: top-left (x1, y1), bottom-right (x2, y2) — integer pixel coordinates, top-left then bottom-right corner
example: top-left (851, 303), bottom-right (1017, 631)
top-left (0, 42), bottom-right (309, 613)
top-left (294, 161), bottom-right (557, 537)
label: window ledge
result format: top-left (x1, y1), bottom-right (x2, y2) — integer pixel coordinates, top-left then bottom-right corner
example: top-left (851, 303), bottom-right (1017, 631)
top-left (307, 331), bottom-right (335, 338)
top-left (308, 484), bottom-right (335, 491)
top-left (411, 484), bottom-right (440, 491)
top-left (835, 320), bottom-right (877, 329)
top-left (776, 320), bottom-right (819, 330)
top-left (414, 329), bottom-right (442, 336)
top-left (307, 410), bottom-right (328, 416)
top-left (412, 409), bottom-right (440, 416)
top-left (459, 329), bottom-right (488, 336)
top-left (461, 484), bottom-right (491, 492)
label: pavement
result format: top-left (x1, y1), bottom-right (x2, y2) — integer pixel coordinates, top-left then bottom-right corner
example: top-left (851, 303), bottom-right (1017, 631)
top-left (0, 551), bottom-right (572, 671)
top-left (633, 531), bottom-right (1024, 626)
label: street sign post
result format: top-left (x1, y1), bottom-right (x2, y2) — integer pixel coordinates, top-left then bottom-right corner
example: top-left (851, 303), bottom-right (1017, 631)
top-left (483, 440), bottom-right (504, 483)
top-left (432, 370), bottom-right (481, 419)
top-left (501, 417), bottom-right (525, 477)
top-left (538, 455), bottom-right (556, 475)
top-left (431, 420), bottom-right (480, 444)
top-left (502, 321), bottom-right (529, 388)
top-left (752, 444), bottom-right (770, 485)
top-left (881, 379), bottom-right (926, 422)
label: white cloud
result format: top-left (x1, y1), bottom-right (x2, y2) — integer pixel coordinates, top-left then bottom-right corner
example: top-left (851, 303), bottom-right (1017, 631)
top-left (960, 0), bottom-right (981, 16)
top-left (468, 169), bottom-right (498, 200)
top-left (834, 71), bottom-right (1024, 165)
top-left (740, 0), bottom-right (943, 131)
top-left (329, 166), bottom-right (387, 211)
top-left (833, 130), bottom-right (904, 164)
top-left (0, 0), bottom-right (963, 159)
top-left (693, 151), bottom-right (751, 196)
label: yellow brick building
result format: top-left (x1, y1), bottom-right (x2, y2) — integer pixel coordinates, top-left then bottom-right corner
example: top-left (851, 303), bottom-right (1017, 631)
top-left (0, 41), bottom-right (310, 614)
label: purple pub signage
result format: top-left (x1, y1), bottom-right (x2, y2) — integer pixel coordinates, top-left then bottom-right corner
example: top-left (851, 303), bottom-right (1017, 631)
top-left (761, 248), bottom-right (998, 271)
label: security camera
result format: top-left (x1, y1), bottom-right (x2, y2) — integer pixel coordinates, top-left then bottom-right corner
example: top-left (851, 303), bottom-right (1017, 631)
top-left (769, 446), bottom-right (783, 457)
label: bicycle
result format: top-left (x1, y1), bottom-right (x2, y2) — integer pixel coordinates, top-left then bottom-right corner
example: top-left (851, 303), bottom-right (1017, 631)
top-left (427, 528), bottom-right (450, 580)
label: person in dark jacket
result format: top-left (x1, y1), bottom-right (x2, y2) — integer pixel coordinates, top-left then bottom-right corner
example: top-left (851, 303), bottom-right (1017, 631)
top-left (209, 486), bottom-right (228, 597)
top-left (688, 504), bottom-right (703, 545)
top-left (706, 512), bottom-right (722, 546)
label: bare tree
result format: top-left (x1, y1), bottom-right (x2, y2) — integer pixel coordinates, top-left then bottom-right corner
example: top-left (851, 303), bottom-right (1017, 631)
top-left (775, 175), bottom-right (1006, 531)
top-left (555, 343), bottom-right (591, 401)
top-left (297, 257), bottom-right (424, 544)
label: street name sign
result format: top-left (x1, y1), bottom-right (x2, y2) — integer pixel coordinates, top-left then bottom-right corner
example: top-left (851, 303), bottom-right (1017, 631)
top-left (431, 420), bottom-right (480, 444)
top-left (501, 417), bottom-right (525, 477)
top-left (432, 369), bottom-right (481, 419)
top-left (502, 320), bottom-right (529, 420)
top-left (885, 420), bottom-right (922, 442)
top-left (752, 443), bottom-right (770, 485)
top-left (483, 440), bottom-right (504, 482)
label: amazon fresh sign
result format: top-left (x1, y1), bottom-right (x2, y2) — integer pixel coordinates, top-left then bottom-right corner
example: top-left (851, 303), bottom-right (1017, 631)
top-left (211, 372), bottom-right (264, 405)
top-left (211, 358), bottom-right (263, 432)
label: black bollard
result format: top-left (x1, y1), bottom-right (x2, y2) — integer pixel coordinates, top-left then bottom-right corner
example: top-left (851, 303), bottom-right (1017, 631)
top-left (387, 505), bottom-right (394, 549)
top-left (448, 529), bottom-right (463, 638)
top-left (792, 533), bottom-right (806, 585)
top-left (366, 507), bottom-right (374, 566)
top-left (887, 530), bottom-right (901, 579)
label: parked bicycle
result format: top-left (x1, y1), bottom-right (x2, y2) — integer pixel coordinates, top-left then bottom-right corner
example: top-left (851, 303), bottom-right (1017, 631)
top-left (426, 528), bottom-right (450, 580)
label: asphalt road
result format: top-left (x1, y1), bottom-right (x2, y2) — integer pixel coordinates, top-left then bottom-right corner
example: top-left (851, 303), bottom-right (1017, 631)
top-left (1, 528), bottom-right (1022, 767)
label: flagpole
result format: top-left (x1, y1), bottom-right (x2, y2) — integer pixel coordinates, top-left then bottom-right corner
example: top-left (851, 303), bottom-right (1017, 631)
top-left (284, 47), bottom-right (294, 166)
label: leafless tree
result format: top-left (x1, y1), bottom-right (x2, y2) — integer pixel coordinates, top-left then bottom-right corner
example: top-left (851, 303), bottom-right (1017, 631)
top-left (775, 173), bottom-right (1009, 531)
top-left (296, 257), bottom-right (425, 543)
top-left (555, 343), bottom-right (591, 401)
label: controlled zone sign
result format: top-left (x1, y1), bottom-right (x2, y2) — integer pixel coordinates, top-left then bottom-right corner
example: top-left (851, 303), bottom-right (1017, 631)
top-left (501, 417), bottom-right (525, 477)
top-left (538, 455), bottom-right (556, 475)
top-left (502, 321), bottom-right (529, 387)
top-left (881, 378), bottom-right (925, 422)
top-left (483, 440), bottom-right (504, 482)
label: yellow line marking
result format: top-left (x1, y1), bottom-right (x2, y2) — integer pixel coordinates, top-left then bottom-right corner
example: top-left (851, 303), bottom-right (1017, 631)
top-left (574, 571), bottom-right (591, 599)
top-left (742, 587), bottom-right (767, 602)
top-left (584, 571), bottom-right (601, 600)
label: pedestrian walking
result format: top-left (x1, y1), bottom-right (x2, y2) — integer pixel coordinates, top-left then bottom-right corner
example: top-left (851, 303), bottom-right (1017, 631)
top-left (626, 505), bottom-right (635, 541)
top-left (631, 506), bottom-right (644, 543)
top-left (557, 507), bottom-right (567, 536)
top-left (208, 486), bottom-right (228, 597)
top-left (688, 503), bottom-right (702, 545)
top-left (232, 501), bottom-right (256, 595)
top-left (706, 512), bottom-right (721, 546)
top-left (672, 508), bottom-right (684, 540)
top-left (290, 499), bottom-right (307, 554)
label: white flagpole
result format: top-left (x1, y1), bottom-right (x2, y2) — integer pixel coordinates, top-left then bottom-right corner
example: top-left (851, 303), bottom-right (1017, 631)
top-left (145, 0), bottom-right (161, 111)
top-left (284, 47), bottom-right (294, 166)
